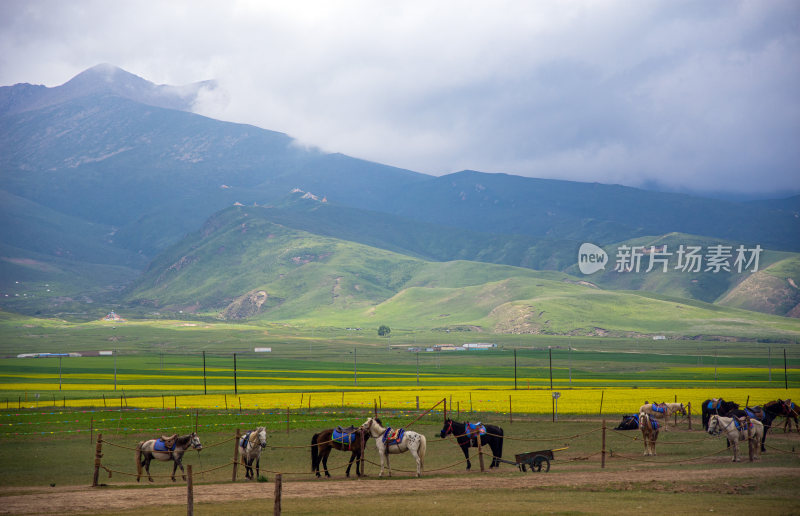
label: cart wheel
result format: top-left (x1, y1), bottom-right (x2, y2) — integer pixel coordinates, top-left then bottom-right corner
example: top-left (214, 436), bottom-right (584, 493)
top-left (533, 456), bottom-right (550, 472)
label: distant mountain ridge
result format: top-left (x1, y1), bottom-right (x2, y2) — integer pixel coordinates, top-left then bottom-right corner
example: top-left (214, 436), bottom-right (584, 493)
top-left (1, 64), bottom-right (799, 323)
top-left (0, 63), bottom-right (217, 116)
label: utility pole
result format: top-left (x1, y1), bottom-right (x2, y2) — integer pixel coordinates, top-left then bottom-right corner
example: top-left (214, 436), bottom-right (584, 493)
top-left (513, 348), bottom-right (517, 390)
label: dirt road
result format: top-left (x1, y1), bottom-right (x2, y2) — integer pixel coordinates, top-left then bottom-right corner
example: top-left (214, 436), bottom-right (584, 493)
top-left (2, 466), bottom-right (797, 514)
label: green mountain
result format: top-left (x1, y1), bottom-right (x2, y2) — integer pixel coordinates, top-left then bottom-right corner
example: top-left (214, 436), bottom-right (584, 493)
top-left (2, 65), bottom-right (799, 323)
top-left (123, 206), bottom-right (800, 340)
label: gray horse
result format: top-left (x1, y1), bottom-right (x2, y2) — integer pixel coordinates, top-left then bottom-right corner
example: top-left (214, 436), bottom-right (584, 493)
top-left (239, 427), bottom-right (267, 480)
top-left (136, 432), bottom-right (202, 482)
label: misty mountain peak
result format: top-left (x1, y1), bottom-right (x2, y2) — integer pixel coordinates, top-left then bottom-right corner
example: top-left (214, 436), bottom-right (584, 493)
top-left (0, 64), bottom-right (217, 116)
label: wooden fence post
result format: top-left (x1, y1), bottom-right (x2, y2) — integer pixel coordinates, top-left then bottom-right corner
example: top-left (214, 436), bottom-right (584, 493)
top-left (416, 396), bottom-right (419, 410)
top-left (273, 473), bottom-right (282, 516)
top-left (374, 399), bottom-right (378, 418)
top-left (674, 395), bottom-right (678, 426)
top-left (92, 433), bottom-right (103, 487)
top-left (509, 395), bottom-right (513, 424)
top-left (687, 402), bottom-right (693, 430)
top-left (477, 432), bottom-right (485, 472)
top-left (601, 420), bottom-right (606, 469)
top-left (599, 391), bottom-right (604, 417)
top-left (187, 465), bottom-right (194, 516)
top-left (232, 428), bottom-right (241, 482)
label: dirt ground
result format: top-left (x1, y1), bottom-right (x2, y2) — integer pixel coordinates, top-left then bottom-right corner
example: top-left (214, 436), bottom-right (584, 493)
top-left (1, 466), bottom-right (798, 515)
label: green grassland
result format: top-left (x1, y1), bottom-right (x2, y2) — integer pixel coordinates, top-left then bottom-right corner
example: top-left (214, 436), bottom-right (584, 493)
top-left (114, 207), bottom-right (800, 339)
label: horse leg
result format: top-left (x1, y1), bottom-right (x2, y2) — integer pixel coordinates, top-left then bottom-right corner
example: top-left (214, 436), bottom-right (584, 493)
top-left (144, 455), bottom-right (154, 482)
top-left (410, 446), bottom-right (422, 477)
top-left (256, 456), bottom-right (261, 480)
top-left (322, 449), bottom-right (331, 478)
top-left (731, 438), bottom-right (739, 462)
top-left (345, 450), bottom-right (355, 478)
top-left (461, 443), bottom-right (471, 470)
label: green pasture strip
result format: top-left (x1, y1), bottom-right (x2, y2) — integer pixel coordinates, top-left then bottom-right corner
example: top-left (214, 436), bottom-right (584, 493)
top-left (1, 416), bottom-right (799, 489)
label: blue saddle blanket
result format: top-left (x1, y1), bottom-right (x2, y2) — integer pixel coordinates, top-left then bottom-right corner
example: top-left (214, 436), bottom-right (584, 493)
top-left (744, 408), bottom-right (762, 421)
top-left (651, 403), bottom-right (667, 414)
top-left (332, 429), bottom-right (357, 446)
top-left (239, 430), bottom-right (252, 449)
top-left (650, 418), bottom-right (659, 430)
top-left (382, 427), bottom-right (405, 446)
top-left (466, 422), bottom-right (487, 437)
top-left (154, 439), bottom-right (176, 452)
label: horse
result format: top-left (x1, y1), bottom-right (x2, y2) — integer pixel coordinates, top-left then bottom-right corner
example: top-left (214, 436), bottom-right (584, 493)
top-left (729, 405), bottom-right (778, 452)
top-left (701, 398), bottom-right (739, 430)
top-left (239, 426), bottom-right (267, 480)
top-left (639, 412), bottom-right (659, 456)
top-left (311, 426), bottom-right (368, 478)
top-left (707, 414), bottom-right (763, 462)
top-left (764, 399), bottom-right (799, 434)
top-left (136, 432), bottom-right (202, 482)
top-left (615, 414), bottom-right (640, 430)
top-left (361, 417), bottom-right (426, 477)
top-left (439, 418), bottom-right (504, 469)
top-left (638, 402), bottom-right (686, 430)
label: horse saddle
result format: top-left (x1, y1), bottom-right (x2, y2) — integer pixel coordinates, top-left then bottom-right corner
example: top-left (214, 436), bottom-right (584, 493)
top-left (239, 430), bottom-right (253, 449)
top-left (651, 403), bottom-right (667, 413)
top-left (734, 417), bottom-right (753, 432)
top-left (465, 422), bottom-right (487, 438)
top-left (332, 426), bottom-right (359, 446)
top-left (745, 406), bottom-right (764, 421)
top-left (707, 399), bottom-right (721, 410)
top-left (155, 435), bottom-right (177, 452)
top-left (382, 427), bottom-right (405, 446)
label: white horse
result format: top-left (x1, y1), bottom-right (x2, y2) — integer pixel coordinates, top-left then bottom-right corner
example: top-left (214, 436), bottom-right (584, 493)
top-left (239, 426), bottom-right (267, 480)
top-left (639, 412), bottom-right (659, 456)
top-left (639, 402), bottom-right (686, 431)
top-left (136, 432), bottom-right (202, 482)
top-left (361, 417), bottom-right (426, 477)
top-left (707, 414), bottom-right (764, 462)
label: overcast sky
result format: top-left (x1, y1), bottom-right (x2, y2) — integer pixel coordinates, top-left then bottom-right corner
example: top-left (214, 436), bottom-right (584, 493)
top-left (1, 0), bottom-right (798, 197)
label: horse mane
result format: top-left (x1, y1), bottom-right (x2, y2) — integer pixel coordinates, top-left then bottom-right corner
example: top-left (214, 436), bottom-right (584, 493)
top-left (374, 417), bottom-right (383, 426)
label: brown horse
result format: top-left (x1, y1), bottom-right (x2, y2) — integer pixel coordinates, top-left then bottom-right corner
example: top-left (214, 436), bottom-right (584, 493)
top-left (639, 412), bottom-right (660, 456)
top-left (311, 426), bottom-right (368, 478)
top-left (765, 399), bottom-right (799, 434)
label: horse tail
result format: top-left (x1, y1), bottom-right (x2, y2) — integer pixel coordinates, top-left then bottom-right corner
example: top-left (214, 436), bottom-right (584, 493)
top-left (418, 434), bottom-right (427, 469)
top-left (135, 441), bottom-right (143, 481)
top-left (311, 433), bottom-right (320, 471)
top-left (497, 427), bottom-right (504, 458)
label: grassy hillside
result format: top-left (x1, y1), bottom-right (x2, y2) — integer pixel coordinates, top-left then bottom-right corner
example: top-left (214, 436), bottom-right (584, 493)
top-left (717, 256), bottom-right (800, 316)
top-left (122, 206), bottom-right (800, 340)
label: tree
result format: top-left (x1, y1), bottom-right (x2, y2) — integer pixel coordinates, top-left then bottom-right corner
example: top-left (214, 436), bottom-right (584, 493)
top-left (377, 325), bottom-right (391, 337)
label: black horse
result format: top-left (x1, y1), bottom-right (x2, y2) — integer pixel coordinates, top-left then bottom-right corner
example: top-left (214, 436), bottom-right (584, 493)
top-left (439, 418), bottom-right (504, 469)
top-left (701, 398), bottom-right (739, 430)
top-left (729, 405), bottom-right (779, 452)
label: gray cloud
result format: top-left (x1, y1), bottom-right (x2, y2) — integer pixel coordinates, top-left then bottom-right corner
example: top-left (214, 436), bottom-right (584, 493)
top-left (1, 0), bottom-right (798, 196)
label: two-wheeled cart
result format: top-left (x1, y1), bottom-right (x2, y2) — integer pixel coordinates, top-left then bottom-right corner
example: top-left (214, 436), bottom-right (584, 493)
top-left (496, 446), bottom-right (568, 472)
